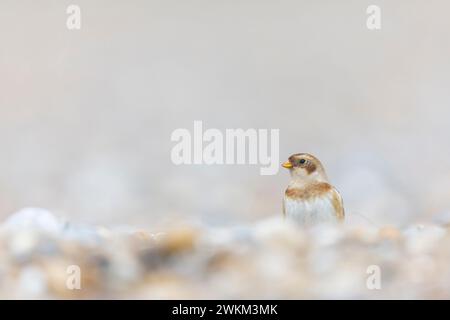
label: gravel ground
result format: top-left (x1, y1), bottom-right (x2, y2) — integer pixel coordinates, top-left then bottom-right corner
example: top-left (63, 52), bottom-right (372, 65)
top-left (1, 208), bottom-right (450, 299)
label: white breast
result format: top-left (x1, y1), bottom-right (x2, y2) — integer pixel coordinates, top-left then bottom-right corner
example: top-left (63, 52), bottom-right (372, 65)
top-left (284, 195), bottom-right (338, 226)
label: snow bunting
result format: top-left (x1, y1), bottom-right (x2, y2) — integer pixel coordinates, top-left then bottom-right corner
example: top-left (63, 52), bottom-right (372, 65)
top-left (282, 153), bottom-right (344, 226)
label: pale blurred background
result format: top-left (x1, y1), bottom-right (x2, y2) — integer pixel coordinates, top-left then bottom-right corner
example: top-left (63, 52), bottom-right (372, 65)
top-left (0, 0), bottom-right (449, 228)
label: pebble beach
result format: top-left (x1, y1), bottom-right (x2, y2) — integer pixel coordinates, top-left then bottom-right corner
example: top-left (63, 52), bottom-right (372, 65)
top-left (1, 208), bottom-right (449, 299)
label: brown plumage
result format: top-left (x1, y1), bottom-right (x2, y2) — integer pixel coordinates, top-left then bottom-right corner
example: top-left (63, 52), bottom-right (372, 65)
top-left (282, 153), bottom-right (344, 225)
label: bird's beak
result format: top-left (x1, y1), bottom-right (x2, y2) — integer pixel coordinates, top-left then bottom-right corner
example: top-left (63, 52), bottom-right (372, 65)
top-left (282, 161), bottom-right (293, 169)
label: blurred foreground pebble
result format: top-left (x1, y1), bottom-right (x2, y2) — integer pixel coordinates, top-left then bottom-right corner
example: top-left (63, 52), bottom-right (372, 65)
top-left (0, 208), bottom-right (449, 299)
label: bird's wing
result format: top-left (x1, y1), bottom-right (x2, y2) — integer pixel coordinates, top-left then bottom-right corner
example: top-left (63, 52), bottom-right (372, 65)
top-left (330, 188), bottom-right (345, 221)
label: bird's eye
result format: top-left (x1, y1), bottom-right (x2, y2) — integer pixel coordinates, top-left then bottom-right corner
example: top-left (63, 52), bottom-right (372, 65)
top-left (299, 159), bottom-right (306, 165)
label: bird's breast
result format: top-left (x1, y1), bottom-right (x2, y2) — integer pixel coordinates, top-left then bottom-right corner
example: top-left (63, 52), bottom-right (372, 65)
top-left (284, 192), bottom-right (339, 226)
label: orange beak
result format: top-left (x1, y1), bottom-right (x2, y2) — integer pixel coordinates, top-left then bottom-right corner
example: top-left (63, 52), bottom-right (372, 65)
top-left (282, 161), bottom-right (293, 169)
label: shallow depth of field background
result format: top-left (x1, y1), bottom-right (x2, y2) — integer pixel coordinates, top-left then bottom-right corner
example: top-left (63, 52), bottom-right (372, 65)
top-left (0, 1), bottom-right (449, 228)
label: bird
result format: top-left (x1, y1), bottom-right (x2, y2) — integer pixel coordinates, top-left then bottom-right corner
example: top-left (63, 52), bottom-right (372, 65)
top-left (281, 153), bottom-right (344, 226)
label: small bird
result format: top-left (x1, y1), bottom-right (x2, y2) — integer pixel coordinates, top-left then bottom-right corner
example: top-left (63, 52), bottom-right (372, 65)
top-left (282, 153), bottom-right (344, 226)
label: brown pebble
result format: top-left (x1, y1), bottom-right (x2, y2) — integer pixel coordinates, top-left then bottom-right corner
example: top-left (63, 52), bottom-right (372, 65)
top-left (378, 226), bottom-right (402, 241)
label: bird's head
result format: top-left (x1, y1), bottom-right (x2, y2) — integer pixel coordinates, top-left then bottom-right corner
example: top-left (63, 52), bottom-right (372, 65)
top-left (282, 153), bottom-right (328, 183)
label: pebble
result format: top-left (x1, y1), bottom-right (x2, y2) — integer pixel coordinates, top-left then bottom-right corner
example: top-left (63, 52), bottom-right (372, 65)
top-left (1, 209), bottom-right (450, 299)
